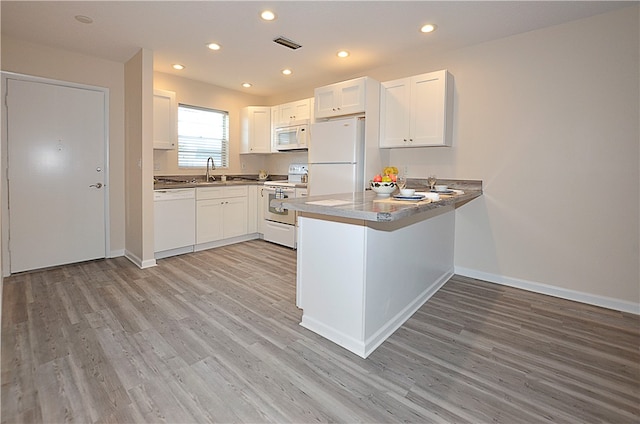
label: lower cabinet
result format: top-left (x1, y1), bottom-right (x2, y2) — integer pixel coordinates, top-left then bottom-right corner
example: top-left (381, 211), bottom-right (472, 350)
top-left (247, 185), bottom-right (258, 234)
top-left (196, 186), bottom-right (248, 244)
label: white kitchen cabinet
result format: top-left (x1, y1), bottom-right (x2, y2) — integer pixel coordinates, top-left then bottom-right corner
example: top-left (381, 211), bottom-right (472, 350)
top-left (240, 106), bottom-right (271, 154)
top-left (153, 89), bottom-right (177, 149)
top-left (247, 185), bottom-right (258, 234)
top-left (379, 69), bottom-right (453, 148)
top-left (257, 186), bottom-right (265, 234)
top-left (154, 189), bottom-right (195, 258)
top-left (196, 186), bottom-right (248, 243)
top-left (223, 196), bottom-right (249, 239)
top-left (314, 77), bottom-right (368, 119)
top-left (196, 199), bottom-right (223, 242)
top-left (274, 98), bottom-right (312, 126)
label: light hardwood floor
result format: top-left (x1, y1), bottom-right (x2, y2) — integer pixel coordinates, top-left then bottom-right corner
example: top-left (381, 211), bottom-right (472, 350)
top-left (2, 239), bottom-right (639, 423)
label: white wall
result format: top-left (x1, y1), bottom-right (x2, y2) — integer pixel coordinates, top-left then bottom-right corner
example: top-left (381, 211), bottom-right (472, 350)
top-left (362, 6), bottom-right (639, 309)
top-left (153, 72), bottom-right (271, 177)
top-left (124, 49), bottom-right (155, 268)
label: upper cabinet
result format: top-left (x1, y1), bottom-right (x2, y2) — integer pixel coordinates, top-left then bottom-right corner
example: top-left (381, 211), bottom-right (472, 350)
top-left (240, 106), bottom-right (271, 154)
top-left (379, 70), bottom-right (453, 148)
top-left (153, 89), bottom-right (177, 149)
top-left (314, 77), bottom-right (369, 119)
top-left (273, 98), bottom-right (313, 126)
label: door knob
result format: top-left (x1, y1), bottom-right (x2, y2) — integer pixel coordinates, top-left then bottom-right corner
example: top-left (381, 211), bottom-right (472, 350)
top-left (89, 182), bottom-right (103, 188)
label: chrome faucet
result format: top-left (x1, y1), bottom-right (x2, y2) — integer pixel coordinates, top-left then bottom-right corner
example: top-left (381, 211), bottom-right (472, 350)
top-left (206, 157), bottom-right (216, 181)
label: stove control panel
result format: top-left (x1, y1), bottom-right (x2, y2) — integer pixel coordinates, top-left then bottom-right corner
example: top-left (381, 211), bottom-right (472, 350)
top-left (288, 163), bottom-right (308, 183)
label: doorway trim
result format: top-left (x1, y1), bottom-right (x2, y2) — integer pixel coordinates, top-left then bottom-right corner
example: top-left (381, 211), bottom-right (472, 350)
top-left (1, 71), bottom-right (110, 276)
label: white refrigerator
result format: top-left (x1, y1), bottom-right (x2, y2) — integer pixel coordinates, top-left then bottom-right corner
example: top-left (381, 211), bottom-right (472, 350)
top-left (308, 116), bottom-right (365, 196)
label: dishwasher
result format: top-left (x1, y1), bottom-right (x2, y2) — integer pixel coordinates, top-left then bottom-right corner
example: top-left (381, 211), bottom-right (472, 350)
top-left (154, 188), bottom-right (196, 256)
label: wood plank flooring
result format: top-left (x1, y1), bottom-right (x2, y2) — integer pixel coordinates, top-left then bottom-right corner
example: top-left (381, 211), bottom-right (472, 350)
top-left (2, 239), bottom-right (639, 423)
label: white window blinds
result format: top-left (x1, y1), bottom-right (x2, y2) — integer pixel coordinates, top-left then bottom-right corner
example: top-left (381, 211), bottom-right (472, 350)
top-left (177, 104), bottom-right (229, 168)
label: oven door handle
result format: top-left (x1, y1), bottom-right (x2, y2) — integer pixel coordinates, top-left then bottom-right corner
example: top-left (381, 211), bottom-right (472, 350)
top-left (264, 188), bottom-right (295, 195)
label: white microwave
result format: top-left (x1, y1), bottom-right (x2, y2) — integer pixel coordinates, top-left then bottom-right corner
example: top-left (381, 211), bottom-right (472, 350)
top-left (274, 123), bottom-right (309, 151)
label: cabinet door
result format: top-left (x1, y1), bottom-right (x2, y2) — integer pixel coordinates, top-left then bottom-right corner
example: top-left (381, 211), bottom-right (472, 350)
top-left (247, 185), bottom-right (258, 234)
top-left (315, 78), bottom-right (366, 119)
top-left (379, 70), bottom-right (452, 148)
top-left (291, 99), bottom-right (311, 121)
top-left (278, 102), bottom-right (295, 124)
top-left (196, 199), bottom-right (223, 243)
top-left (379, 78), bottom-right (411, 148)
top-left (223, 197), bottom-right (248, 239)
top-left (314, 86), bottom-right (338, 119)
top-left (258, 186), bottom-right (265, 234)
top-left (272, 104), bottom-right (285, 127)
top-left (410, 71), bottom-right (448, 147)
top-left (153, 89), bottom-right (177, 149)
top-left (241, 106), bottom-right (271, 154)
top-left (336, 79), bottom-right (366, 116)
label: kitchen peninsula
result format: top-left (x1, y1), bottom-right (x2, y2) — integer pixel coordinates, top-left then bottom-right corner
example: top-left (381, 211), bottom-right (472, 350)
top-left (274, 180), bottom-right (482, 358)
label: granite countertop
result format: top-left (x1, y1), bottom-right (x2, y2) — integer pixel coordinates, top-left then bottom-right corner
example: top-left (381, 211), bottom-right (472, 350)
top-left (275, 179), bottom-right (482, 223)
top-left (153, 175), bottom-right (299, 190)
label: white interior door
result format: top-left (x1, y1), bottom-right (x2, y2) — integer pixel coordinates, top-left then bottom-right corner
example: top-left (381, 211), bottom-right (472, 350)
top-left (6, 78), bottom-right (107, 273)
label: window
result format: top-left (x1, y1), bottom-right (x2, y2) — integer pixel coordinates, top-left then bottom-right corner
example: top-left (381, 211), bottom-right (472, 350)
top-left (177, 104), bottom-right (229, 168)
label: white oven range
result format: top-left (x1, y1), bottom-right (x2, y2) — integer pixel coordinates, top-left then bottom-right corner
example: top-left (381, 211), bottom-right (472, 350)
top-left (261, 164), bottom-right (307, 248)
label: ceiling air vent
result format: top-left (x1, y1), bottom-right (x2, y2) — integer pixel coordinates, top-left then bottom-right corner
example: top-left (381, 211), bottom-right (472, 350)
top-left (273, 36), bottom-right (302, 50)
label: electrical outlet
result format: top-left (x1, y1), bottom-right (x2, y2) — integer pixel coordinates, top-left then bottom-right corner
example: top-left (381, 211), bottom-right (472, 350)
top-left (403, 165), bottom-right (409, 176)
top-left (154, 162), bottom-right (160, 171)
top-left (241, 162), bottom-right (246, 170)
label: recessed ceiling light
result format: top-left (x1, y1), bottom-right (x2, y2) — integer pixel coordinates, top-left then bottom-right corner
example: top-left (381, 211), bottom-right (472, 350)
top-left (172, 64), bottom-right (185, 70)
top-left (74, 15), bottom-right (93, 24)
top-left (337, 50), bottom-right (350, 58)
top-left (281, 69), bottom-right (292, 76)
top-left (420, 24), bottom-right (437, 33)
top-left (242, 82), bottom-right (252, 88)
top-left (207, 43), bottom-right (221, 51)
top-left (261, 10), bottom-right (276, 21)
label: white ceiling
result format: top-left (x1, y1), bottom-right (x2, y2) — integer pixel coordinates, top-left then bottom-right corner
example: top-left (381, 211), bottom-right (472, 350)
top-left (1, 1), bottom-right (633, 97)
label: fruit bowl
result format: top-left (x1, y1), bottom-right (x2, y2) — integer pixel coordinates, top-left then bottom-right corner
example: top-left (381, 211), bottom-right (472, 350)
top-left (370, 181), bottom-right (397, 196)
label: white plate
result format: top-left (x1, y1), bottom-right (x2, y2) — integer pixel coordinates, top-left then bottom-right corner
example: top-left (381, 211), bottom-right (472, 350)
top-left (431, 189), bottom-right (454, 194)
top-left (393, 194), bottom-right (426, 201)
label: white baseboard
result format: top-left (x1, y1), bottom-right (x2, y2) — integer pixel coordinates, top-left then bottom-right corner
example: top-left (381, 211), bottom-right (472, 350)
top-left (140, 258), bottom-right (157, 269)
top-left (300, 270), bottom-right (454, 359)
top-left (300, 316), bottom-right (366, 358)
top-left (454, 266), bottom-right (639, 315)
top-left (124, 250), bottom-right (157, 269)
top-left (194, 233), bottom-right (259, 252)
top-left (109, 249), bottom-right (125, 258)
top-left (155, 245), bottom-right (194, 260)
